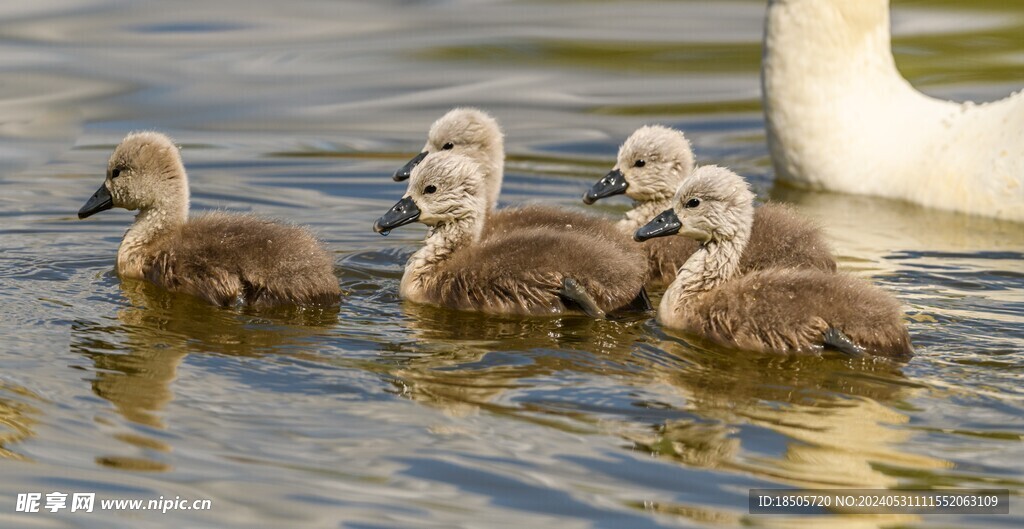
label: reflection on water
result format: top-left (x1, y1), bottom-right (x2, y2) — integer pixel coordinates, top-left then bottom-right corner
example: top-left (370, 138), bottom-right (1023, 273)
top-left (772, 186), bottom-right (1024, 259)
top-left (391, 302), bottom-right (649, 420)
top-left (70, 279), bottom-right (339, 472)
top-left (0, 382), bottom-right (39, 461)
top-left (0, 0), bottom-right (1022, 528)
top-left (625, 340), bottom-right (950, 528)
top-left (637, 340), bottom-right (944, 482)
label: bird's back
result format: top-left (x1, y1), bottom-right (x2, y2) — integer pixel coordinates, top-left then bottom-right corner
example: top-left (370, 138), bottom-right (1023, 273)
top-left (429, 225), bottom-right (648, 315)
top-left (690, 268), bottom-right (911, 357)
top-left (483, 204), bottom-right (624, 243)
top-left (741, 203), bottom-right (836, 273)
top-left (145, 212), bottom-right (339, 307)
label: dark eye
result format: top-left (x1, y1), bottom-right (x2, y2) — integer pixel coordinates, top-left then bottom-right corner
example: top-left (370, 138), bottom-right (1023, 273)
top-left (110, 168), bottom-right (122, 179)
top-left (424, 185), bottom-right (437, 194)
top-left (685, 198), bottom-right (701, 209)
top-left (442, 142), bottom-right (454, 150)
top-left (633, 159), bottom-right (646, 168)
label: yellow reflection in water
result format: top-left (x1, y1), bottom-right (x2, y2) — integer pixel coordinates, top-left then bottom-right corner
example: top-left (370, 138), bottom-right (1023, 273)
top-left (72, 278), bottom-right (339, 472)
top-left (391, 302), bottom-right (648, 420)
top-left (0, 382), bottom-right (40, 461)
top-left (641, 337), bottom-right (951, 528)
top-left (391, 302), bottom-right (959, 527)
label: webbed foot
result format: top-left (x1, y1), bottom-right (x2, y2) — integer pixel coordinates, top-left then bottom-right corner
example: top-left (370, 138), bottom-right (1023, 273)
top-left (823, 327), bottom-right (866, 356)
top-left (559, 278), bottom-right (606, 319)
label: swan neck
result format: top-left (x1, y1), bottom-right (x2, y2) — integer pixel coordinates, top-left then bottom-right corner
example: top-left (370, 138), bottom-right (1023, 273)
top-left (117, 204), bottom-right (187, 278)
top-left (676, 238), bottom-right (743, 298)
top-left (763, 0), bottom-right (903, 101)
top-left (404, 216), bottom-right (480, 286)
top-left (765, 0), bottom-right (896, 80)
top-left (668, 208), bottom-right (751, 300)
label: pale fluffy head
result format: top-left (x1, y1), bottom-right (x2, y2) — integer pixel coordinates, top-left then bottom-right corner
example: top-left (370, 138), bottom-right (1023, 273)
top-left (616, 125), bottom-right (695, 201)
top-left (672, 165), bottom-right (754, 243)
top-left (106, 131), bottom-right (189, 214)
top-left (406, 151), bottom-right (486, 227)
top-left (423, 108), bottom-right (505, 207)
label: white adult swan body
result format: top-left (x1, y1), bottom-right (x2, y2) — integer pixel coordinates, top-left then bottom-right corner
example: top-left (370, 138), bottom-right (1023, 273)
top-left (762, 0), bottom-right (1024, 221)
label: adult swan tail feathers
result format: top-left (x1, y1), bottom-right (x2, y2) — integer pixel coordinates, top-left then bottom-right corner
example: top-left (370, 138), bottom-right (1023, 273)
top-left (762, 0), bottom-right (1023, 222)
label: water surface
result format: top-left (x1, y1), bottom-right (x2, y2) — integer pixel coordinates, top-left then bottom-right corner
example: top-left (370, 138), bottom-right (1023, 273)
top-left (0, 1), bottom-right (1022, 528)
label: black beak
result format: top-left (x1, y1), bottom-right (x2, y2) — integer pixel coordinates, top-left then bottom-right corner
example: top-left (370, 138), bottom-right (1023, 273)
top-left (373, 196), bottom-right (421, 235)
top-left (78, 183), bottom-right (114, 219)
top-left (634, 209), bottom-right (681, 242)
top-left (393, 151), bottom-right (428, 182)
top-left (583, 169), bottom-right (628, 204)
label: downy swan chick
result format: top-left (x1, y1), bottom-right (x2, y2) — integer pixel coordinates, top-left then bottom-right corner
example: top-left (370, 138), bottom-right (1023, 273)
top-left (394, 108), bottom-right (631, 246)
top-left (763, 0), bottom-right (1023, 221)
top-left (376, 151), bottom-right (650, 318)
top-left (634, 165), bottom-right (912, 358)
top-left (78, 132), bottom-right (340, 307)
top-left (585, 125), bottom-right (836, 286)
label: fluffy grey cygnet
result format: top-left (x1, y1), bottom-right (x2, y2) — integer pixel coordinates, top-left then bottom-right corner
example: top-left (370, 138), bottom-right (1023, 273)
top-left (78, 132), bottom-right (340, 307)
top-left (377, 151), bottom-right (649, 318)
top-left (635, 165), bottom-right (912, 358)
